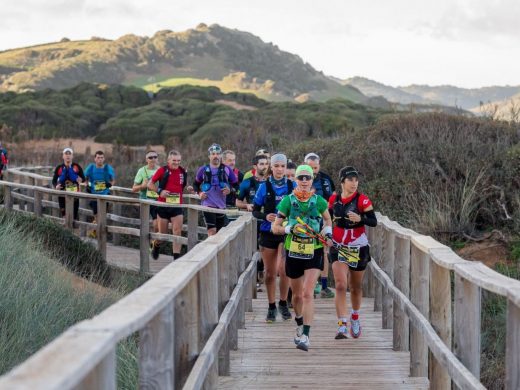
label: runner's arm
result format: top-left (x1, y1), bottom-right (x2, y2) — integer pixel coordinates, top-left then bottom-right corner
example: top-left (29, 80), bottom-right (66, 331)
top-left (360, 207), bottom-right (377, 227)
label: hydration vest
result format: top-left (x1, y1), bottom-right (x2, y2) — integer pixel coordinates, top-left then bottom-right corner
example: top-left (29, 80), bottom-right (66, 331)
top-left (201, 164), bottom-right (228, 192)
top-left (332, 193), bottom-right (363, 229)
top-left (264, 179), bottom-right (294, 215)
top-left (286, 193), bottom-right (321, 237)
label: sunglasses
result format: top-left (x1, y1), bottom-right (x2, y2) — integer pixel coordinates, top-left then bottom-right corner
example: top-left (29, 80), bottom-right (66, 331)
top-left (147, 155), bottom-right (158, 159)
top-left (296, 175), bottom-right (312, 181)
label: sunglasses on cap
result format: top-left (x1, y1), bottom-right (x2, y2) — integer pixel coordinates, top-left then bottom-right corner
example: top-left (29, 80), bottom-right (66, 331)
top-left (208, 144), bottom-right (222, 153)
top-left (296, 175), bottom-right (313, 181)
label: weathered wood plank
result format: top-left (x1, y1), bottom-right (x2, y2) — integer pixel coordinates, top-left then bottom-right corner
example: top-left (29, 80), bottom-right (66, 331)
top-left (506, 298), bottom-right (520, 390)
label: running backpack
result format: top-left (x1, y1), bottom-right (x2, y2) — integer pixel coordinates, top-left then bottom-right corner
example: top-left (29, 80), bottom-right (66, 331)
top-left (157, 165), bottom-right (187, 194)
top-left (332, 193), bottom-right (362, 229)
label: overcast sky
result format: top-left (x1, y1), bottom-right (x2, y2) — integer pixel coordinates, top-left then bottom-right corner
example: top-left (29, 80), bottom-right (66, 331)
top-left (1, 0), bottom-right (519, 88)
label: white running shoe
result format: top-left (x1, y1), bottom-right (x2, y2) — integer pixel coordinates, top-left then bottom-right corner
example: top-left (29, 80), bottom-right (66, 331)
top-left (294, 325), bottom-right (303, 345)
top-left (350, 318), bottom-right (362, 338)
top-left (296, 334), bottom-right (310, 351)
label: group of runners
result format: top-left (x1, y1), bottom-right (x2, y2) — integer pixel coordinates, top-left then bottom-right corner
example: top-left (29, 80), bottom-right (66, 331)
top-left (48, 143), bottom-right (377, 352)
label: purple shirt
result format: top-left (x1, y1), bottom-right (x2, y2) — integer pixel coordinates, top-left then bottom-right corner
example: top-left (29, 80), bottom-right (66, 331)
top-left (195, 164), bottom-right (238, 209)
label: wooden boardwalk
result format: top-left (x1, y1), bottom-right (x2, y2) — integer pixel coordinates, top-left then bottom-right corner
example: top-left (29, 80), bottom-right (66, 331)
top-left (219, 288), bottom-right (429, 390)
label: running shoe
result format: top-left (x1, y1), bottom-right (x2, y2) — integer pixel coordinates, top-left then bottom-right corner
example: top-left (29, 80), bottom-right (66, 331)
top-left (320, 287), bottom-right (335, 298)
top-left (266, 307), bottom-right (277, 323)
top-left (350, 317), bottom-right (362, 338)
top-left (294, 325), bottom-right (303, 345)
top-left (279, 304), bottom-right (292, 321)
top-left (296, 334), bottom-right (310, 351)
top-left (313, 282), bottom-right (322, 295)
top-left (150, 240), bottom-right (160, 260)
top-left (335, 323), bottom-right (349, 340)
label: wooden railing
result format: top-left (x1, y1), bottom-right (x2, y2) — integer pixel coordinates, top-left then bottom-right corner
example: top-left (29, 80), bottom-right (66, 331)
top-left (1, 167), bottom-right (242, 274)
top-left (0, 168), bottom-right (258, 389)
top-left (364, 214), bottom-right (520, 390)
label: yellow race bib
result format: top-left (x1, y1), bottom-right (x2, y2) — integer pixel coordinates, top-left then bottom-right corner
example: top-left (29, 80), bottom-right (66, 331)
top-left (165, 193), bottom-right (180, 204)
top-left (288, 235), bottom-right (314, 259)
top-left (65, 184), bottom-right (78, 192)
top-left (94, 181), bottom-right (106, 192)
top-left (338, 246), bottom-right (360, 268)
top-left (146, 190), bottom-right (159, 199)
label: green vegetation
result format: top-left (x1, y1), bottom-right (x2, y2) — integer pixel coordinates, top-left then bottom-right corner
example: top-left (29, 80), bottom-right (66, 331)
top-left (0, 210), bottom-right (142, 387)
top-left (0, 24), bottom-right (366, 103)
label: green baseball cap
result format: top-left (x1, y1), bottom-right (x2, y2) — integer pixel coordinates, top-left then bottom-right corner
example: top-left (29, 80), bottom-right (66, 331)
top-left (295, 164), bottom-right (313, 177)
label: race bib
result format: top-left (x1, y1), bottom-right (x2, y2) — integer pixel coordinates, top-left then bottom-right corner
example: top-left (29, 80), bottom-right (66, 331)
top-left (65, 184), bottom-right (78, 192)
top-left (146, 190), bottom-right (159, 199)
top-left (338, 245), bottom-right (360, 268)
top-left (94, 181), bottom-right (106, 192)
top-left (165, 193), bottom-right (180, 204)
top-left (288, 235), bottom-right (314, 259)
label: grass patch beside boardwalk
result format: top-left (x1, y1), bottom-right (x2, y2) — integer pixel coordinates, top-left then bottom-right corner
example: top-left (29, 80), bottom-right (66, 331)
top-left (0, 211), bottom-right (141, 388)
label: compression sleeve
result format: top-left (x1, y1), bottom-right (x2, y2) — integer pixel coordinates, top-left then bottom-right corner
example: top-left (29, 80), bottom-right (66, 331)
top-left (252, 203), bottom-right (266, 221)
top-left (361, 209), bottom-right (377, 227)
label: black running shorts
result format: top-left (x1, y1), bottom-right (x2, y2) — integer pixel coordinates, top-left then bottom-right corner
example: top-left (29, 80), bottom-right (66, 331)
top-left (157, 206), bottom-right (183, 220)
top-left (203, 211), bottom-right (229, 231)
top-left (285, 247), bottom-right (324, 279)
top-left (259, 231), bottom-right (284, 249)
top-left (329, 245), bottom-right (371, 271)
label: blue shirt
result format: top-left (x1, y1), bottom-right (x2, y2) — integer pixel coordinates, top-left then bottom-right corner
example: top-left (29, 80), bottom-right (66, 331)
top-left (84, 164), bottom-right (115, 195)
top-left (253, 177), bottom-right (292, 232)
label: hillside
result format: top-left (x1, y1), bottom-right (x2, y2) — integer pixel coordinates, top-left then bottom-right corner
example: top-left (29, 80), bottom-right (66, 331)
top-left (0, 24), bottom-right (365, 103)
top-left (342, 76), bottom-right (520, 110)
top-left (471, 92), bottom-right (520, 121)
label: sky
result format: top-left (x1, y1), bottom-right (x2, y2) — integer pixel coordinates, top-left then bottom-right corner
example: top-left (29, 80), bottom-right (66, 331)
top-left (1, 0), bottom-right (519, 88)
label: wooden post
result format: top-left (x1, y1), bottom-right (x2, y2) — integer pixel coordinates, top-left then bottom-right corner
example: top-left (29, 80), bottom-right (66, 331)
top-left (229, 236), bottom-right (239, 293)
top-left (79, 197), bottom-right (87, 237)
top-left (217, 242), bottom-right (231, 315)
top-left (454, 275), bottom-right (481, 379)
top-left (393, 233), bottom-right (411, 351)
top-left (506, 299), bottom-right (520, 390)
top-left (27, 177), bottom-right (35, 212)
top-left (429, 261), bottom-right (452, 389)
top-left (410, 241), bottom-right (430, 378)
top-left (34, 189), bottom-right (42, 217)
top-left (382, 226), bottom-right (395, 329)
top-left (139, 301), bottom-right (175, 389)
top-left (65, 194), bottom-right (74, 230)
top-left (112, 192), bottom-right (122, 245)
top-left (140, 203), bottom-right (151, 274)
top-left (373, 225), bottom-right (383, 312)
top-left (97, 199), bottom-right (107, 260)
top-left (187, 206), bottom-right (198, 250)
top-left (77, 348), bottom-right (116, 390)
top-left (218, 333), bottom-right (230, 376)
top-left (4, 185), bottom-right (13, 210)
top-left (198, 257), bottom-right (219, 348)
top-left (174, 277), bottom-right (200, 389)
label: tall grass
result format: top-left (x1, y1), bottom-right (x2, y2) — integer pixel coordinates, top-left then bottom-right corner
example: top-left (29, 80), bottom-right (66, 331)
top-left (0, 212), bottom-right (138, 388)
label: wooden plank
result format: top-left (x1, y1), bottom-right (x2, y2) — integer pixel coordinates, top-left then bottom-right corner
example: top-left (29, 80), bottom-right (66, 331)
top-left (76, 348), bottom-right (116, 390)
top-left (78, 198), bottom-right (87, 237)
top-left (34, 189), bottom-right (43, 217)
top-left (65, 194), bottom-right (74, 230)
top-left (410, 240), bottom-right (430, 378)
top-left (454, 274), bottom-right (481, 379)
top-left (429, 261), bottom-right (452, 390)
top-left (199, 257), bottom-right (219, 348)
top-left (139, 301), bottom-right (175, 389)
top-left (382, 226), bottom-right (395, 329)
top-left (3, 185), bottom-right (13, 209)
top-left (373, 224), bottom-right (383, 311)
top-left (111, 201), bottom-right (122, 246)
top-left (175, 277), bottom-right (200, 389)
top-left (393, 234), bottom-right (410, 352)
top-left (506, 298), bottom-right (520, 390)
top-left (140, 203), bottom-right (150, 274)
top-left (96, 199), bottom-right (107, 260)
top-left (187, 206), bottom-right (199, 250)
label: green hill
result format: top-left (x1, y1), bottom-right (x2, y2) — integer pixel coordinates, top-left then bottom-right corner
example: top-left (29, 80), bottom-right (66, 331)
top-left (0, 24), bottom-right (366, 103)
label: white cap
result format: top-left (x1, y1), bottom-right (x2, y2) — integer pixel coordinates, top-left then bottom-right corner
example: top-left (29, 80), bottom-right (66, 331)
top-left (304, 152), bottom-right (320, 162)
top-left (63, 147), bottom-right (73, 154)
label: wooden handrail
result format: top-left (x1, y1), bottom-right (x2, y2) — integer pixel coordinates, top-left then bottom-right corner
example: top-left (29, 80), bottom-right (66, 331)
top-left (367, 213), bottom-right (520, 390)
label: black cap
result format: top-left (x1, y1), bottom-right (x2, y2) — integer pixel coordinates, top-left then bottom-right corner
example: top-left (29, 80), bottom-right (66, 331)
top-left (339, 166), bottom-right (359, 181)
